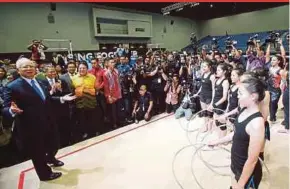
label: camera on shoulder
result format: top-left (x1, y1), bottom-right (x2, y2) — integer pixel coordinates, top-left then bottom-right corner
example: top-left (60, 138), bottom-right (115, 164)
top-left (265, 31), bottom-right (280, 44)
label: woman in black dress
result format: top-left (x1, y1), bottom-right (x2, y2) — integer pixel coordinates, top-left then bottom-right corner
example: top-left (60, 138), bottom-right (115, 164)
top-left (216, 68), bottom-right (244, 127)
top-left (208, 63), bottom-right (230, 138)
top-left (208, 75), bottom-right (266, 189)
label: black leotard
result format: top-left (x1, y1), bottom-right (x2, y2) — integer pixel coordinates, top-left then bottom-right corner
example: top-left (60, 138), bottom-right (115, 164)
top-left (213, 78), bottom-right (228, 115)
top-left (231, 111), bottom-right (263, 189)
top-left (200, 73), bottom-right (213, 104)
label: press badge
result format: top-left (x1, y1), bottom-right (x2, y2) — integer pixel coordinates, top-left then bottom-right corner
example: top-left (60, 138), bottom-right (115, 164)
top-left (158, 78), bottom-right (161, 83)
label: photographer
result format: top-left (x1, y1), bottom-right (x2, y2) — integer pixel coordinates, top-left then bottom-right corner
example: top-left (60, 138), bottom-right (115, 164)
top-left (135, 57), bottom-right (150, 89)
top-left (132, 85), bottom-right (153, 123)
top-left (174, 85), bottom-right (196, 121)
top-left (246, 37), bottom-right (265, 71)
top-left (117, 56), bottom-right (136, 123)
top-left (188, 56), bottom-right (202, 94)
top-left (265, 38), bottom-right (286, 69)
top-left (119, 69), bottom-right (137, 123)
top-left (231, 45), bottom-right (246, 68)
top-left (164, 74), bottom-right (181, 113)
top-left (148, 57), bottom-right (168, 114)
top-left (178, 54), bottom-right (190, 82)
top-left (167, 53), bottom-right (179, 74)
top-left (27, 40), bottom-right (48, 64)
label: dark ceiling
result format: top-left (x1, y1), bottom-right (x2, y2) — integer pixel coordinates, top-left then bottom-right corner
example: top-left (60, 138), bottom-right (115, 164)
top-left (94, 2), bottom-right (288, 20)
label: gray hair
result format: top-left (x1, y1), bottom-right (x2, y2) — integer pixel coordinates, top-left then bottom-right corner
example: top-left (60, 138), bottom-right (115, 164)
top-left (16, 58), bottom-right (32, 69)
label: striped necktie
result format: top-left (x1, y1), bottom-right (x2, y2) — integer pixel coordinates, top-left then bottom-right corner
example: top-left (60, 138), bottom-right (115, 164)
top-left (31, 80), bottom-right (45, 101)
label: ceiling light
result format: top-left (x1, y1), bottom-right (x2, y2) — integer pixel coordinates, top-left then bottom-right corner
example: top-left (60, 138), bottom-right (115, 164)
top-left (210, 4), bottom-right (213, 8)
top-left (161, 3), bottom-right (196, 14)
top-left (163, 12), bottom-right (170, 16)
top-left (190, 3), bottom-right (199, 7)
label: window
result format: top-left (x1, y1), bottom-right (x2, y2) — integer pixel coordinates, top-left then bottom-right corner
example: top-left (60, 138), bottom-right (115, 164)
top-left (135, 28), bottom-right (145, 32)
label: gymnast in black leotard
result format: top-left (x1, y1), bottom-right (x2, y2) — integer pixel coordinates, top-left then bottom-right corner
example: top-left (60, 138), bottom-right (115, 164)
top-left (216, 68), bottom-right (244, 125)
top-left (208, 75), bottom-right (266, 189)
top-left (241, 68), bottom-right (271, 159)
top-left (194, 60), bottom-right (215, 132)
top-left (208, 63), bottom-right (230, 138)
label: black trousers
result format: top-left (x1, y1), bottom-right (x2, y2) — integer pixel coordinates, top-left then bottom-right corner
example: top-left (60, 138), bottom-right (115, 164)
top-left (96, 92), bottom-right (107, 118)
top-left (107, 100), bottom-right (120, 127)
top-left (269, 90), bottom-right (281, 121)
top-left (54, 105), bottom-right (71, 148)
top-left (119, 94), bottom-right (133, 120)
top-left (166, 103), bottom-right (179, 113)
top-left (26, 128), bottom-right (59, 180)
top-left (282, 87), bottom-right (289, 129)
top-left (76, 108), bottom-right (98, 138)
top-left (135, 109), bottom-right (151, 122)
top-left (151, 90), bottom-right (166, 114)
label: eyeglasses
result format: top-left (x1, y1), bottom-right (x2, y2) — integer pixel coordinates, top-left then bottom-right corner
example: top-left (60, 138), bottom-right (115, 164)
top-left (20, 65), bottom-right (35, 69)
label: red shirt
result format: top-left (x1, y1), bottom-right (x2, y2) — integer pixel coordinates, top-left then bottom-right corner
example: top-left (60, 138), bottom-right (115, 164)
top-left (88, 68), bottom-right (105, 91)
top-left (103, 69), bottom-right (122, 103)
top-left (31, 45), bottom-right (40, 61)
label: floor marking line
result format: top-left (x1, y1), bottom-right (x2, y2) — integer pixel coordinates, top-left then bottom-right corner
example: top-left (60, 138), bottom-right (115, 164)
top-left (17, 114), bottom-right (172, 189)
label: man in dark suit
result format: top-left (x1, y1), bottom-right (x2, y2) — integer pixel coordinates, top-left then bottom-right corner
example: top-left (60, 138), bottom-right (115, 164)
top-left (42, 65), bottom-right (71, 147)
top-left (59, 60), bottom-right (76, 94)
top-left (2, 58), bottom-right (76, 181)
top-left (59, 60), bottom-right (78, 142)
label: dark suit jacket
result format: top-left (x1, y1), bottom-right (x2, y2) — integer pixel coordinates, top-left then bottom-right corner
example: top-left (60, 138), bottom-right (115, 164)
top-left (52, 56), bottom-right (66, 70)
top-left (2, 77), bottom-right (60, 153)
top-left (41, 77), bottom-right (70, 117)
top-left (59, 73), bottom-right (74, 94)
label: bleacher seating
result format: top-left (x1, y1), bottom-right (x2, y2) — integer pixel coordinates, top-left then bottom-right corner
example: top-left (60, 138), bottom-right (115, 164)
top-left (182, 29), bottom-right (289, 55)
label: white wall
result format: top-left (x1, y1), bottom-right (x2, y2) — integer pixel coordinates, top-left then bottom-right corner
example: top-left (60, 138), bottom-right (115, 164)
top-left (197, 5), bottom-right (289, 38)
top-left (0, 3), bottom-right (197, 53)
top-left (0, 3), bottom-right (98, 53)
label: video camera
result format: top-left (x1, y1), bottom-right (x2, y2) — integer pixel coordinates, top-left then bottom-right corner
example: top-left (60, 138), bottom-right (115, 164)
top-left (179, 53), bottom-right (187, 67)
top-left (265, 31), bottom-right (280, 43)
top-left (211, 38), bottom-right (219, 51)
top-left (167, 72), bottom-right (174, 83)
top-left (181, 78), bottom-right (193, 92)
top-left (247, 34), bottom-right (260, 46)
top-left (228, 53), bottom-right (234, 62)
top-left (127, 67), bottom-right (135, 78)
top-left (190, 33), bottom-right (198, 55)
top-left (136, 64), bottom-right (149, 75)
top-left (225, 37), bottom-right (237, 51)
top-left (190, 33), bottom-right (198, 44)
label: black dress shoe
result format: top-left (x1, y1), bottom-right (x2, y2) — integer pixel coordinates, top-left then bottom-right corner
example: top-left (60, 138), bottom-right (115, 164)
top-left (48, 160), bottom-right (64, 167)
top-left (40, 172), bottom-right (62, 181)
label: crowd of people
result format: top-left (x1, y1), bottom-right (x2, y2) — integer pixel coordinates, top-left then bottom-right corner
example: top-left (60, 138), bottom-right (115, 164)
top-left (0, 35), bottom-right (289, 186)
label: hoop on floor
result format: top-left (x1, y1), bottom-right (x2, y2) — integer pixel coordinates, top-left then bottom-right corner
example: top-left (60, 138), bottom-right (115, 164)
top-left (172, 108), bottom-right (272, 189)
top-left (185, 108), bottom-right (236, 145)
